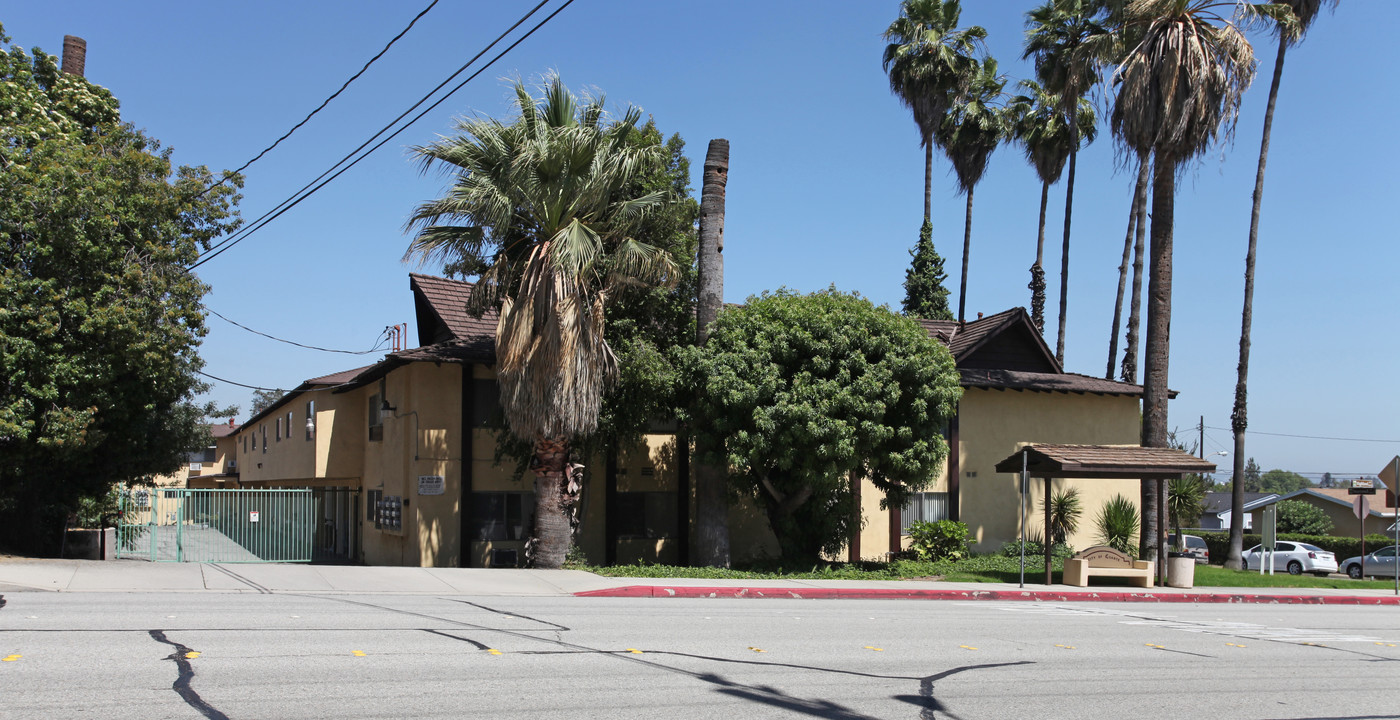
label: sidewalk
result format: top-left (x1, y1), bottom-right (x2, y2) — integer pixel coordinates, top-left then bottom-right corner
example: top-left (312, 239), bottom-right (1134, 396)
top-left (2, 558), bottom-right (1397, 605)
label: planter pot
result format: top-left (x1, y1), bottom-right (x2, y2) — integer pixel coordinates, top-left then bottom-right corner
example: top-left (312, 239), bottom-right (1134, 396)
top-left (1167, 552), bottom-right (1196, 589)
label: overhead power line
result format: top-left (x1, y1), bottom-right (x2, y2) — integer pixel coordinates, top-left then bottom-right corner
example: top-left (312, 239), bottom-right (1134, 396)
top-left (196, 369), bottom-right (285, 393)
top-left (190, 0), bottom-right (569, 270)
top-left (1205, 425), bottom-right (1400, 445)
top-left (196, 0), bottom-right (440, 200)
top-left (207, 307), bottom-right (390, 354)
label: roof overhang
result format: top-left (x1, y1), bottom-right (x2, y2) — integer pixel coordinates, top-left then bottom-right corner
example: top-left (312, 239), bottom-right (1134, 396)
top-left (993, 444), bottom-right (1217, 479)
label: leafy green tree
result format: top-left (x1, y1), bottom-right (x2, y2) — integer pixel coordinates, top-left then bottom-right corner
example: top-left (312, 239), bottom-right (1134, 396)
top-left (685, 289), bottom-right (962, 562)
top-left (1242, 457), bottom-right (1264, 492)
top-left (1259, 469), bottom-right (1311, 495)
top-left (0, 27), bottom-right (242, 554)
top-left (405, 77), bottom-right (678, 569)
top-left (1275, 499), bottom-right (1333, 535)
top-left (901, 220), bottom-right (954, 320)
top-left (249, 389), bottom-right (287, 415)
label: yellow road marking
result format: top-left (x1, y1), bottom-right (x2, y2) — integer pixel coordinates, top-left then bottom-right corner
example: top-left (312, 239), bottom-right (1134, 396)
top-left (1226, 643), bottom-right (1246, 648)
top-left (184, 652), bottom-right (201, 659)
top-left (487, 649), bottom-right (502, 655)
top-left (352, 650), bottom-right (366, 657)
top-left (1054, 644), bottom-right (1076, 650)
top-left (863, 646), bottom-right (884, 652)
top-left (627, 649), bottom-right (643, 654)
top-left (1145, 643), bottom-right (1165, 649)
top-left (2, 655), bottom-right (20, 662)
top-left (1375, 642), bottom-right (1397, 647)
top-left (958, 645), bottom-right (977, 651)
top-left (748, 647), bottom-right (766, 653)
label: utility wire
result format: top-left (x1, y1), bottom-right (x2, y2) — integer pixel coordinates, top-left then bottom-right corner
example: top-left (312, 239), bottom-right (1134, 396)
top-left (207, 307), bottom-right (390, 354)
top-left (196, 369), bottom-right (286, 393)
top-left (191, 0), bottom-right (564, 269)
top-left (1205, 425), bottom-right (1400, 445)
top-left (195, 0), bottom-right (440, 200)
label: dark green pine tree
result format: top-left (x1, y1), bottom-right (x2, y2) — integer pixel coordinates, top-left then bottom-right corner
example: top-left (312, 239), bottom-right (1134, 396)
top-left (902, 220), bottom-right (955, 320)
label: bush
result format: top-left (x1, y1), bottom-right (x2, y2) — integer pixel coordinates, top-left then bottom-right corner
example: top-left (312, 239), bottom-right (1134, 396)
top-left (906, 520), bottom-right (971, 561)
top-left (1276, 500), bottom-right (1334, 535)
top-left (1000, 539), bottom-right (1074, 559)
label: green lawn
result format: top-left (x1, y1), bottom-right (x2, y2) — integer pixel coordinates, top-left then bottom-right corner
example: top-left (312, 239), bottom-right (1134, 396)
top-left (575, 557), bottom-right (1399, 590)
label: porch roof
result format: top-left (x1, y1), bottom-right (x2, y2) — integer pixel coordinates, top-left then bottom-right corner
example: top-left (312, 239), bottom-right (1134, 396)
top-left (993, 444), bottom-right (1218, 480)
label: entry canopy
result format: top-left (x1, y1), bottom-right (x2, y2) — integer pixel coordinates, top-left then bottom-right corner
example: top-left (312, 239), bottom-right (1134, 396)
top-left (993, 444), bottom-right (1218, 480)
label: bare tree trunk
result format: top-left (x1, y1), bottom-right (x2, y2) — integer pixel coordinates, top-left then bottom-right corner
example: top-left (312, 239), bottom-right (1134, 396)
top-left (694, 139), bottom-right (731, 568)
top-left (1108, 153), bottom-right (1148, 379)
top-left (957, 186), bottom-right (974, 324)
top-left (1054, 126), bottom-right (1079, 366)
top-left (1030, 181), bottom-right (1049, 334)
top-left (1121, 150), bottom-right (1150, 384)
top-left (529, 437), bottom-right (572, 569)
top-left (1229, 38), bottom-right (1288, 571)
top-left (923, 140), bottom-right (933, 224)
top-left (1140, 153), bottom-right (1176, 563)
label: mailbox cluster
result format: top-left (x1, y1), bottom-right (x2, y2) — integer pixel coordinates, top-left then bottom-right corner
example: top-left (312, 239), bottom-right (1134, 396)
top-left (376, 495), bottom-right (403, 532)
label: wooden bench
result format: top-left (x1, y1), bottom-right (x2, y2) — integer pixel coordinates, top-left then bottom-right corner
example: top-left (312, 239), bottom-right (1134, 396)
top-left (1063, 546), bottom-right (1154, 588)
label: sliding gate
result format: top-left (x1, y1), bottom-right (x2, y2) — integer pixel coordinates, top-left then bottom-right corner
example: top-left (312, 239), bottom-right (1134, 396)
top-left (117, 488), bottom-right (314, 563)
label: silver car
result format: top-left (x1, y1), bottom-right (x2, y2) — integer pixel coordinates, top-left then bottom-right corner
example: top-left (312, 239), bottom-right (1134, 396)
top-left (1242, 541), bottom-right (1338, 577)
top-left (1340, 545), bottom-right (1399, 579)
top-left (1171, 534), bottom-right (1209, 565)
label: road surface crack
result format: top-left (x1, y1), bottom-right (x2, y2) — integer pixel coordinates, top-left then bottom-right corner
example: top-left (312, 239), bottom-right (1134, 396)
top-left (148, 630), bottom-right (229, 720)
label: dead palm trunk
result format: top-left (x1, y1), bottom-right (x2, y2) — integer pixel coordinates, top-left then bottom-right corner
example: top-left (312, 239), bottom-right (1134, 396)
top-left (1140, 151), bottom-right (1176, 566)
top-left (1030, 180), bottom-right (1049, 334)
top-left (1229, 37), bottom-right (1288, 570)
top-left (1053, 119), bottom-right (1079, 365)
top-left (957, 185), bottom-right (975, 323)
top-left (694, 139), bottom-right (731, 568)
top-left (1121, 151), bottom-right (1150, 383)
top-left (1108, 152), bottom-right (1150, 379)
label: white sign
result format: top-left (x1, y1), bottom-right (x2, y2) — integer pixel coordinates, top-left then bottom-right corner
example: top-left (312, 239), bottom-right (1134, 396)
top-left (249, 510), bottom-right (260, 523)
top-left (417, 475), bottom-right (445, 496)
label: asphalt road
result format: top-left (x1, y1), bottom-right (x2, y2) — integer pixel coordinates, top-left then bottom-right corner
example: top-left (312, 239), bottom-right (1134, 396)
top-left (2, 592), bottom-right (1398, 719)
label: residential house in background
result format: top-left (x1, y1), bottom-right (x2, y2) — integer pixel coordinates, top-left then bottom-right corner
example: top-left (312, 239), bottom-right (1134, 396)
top-left (226, 274), bottom-right (1154, 567)
top-left (1199, 491), bottom-right (1275, 531)
top-left (1246, 488), bottom-right (1399, 539)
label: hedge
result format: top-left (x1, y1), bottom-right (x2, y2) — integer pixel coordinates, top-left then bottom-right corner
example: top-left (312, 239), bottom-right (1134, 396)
top-left (1199, 531), bottom-right (1396, 563)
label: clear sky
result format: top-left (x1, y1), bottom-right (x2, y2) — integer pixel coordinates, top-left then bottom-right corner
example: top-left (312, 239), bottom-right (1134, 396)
top-left (5, 1), bottom-right (1396, 483)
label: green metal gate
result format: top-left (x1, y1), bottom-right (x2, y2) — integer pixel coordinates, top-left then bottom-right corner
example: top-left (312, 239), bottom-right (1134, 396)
top-left (117, 488), bottom-right (314, 563)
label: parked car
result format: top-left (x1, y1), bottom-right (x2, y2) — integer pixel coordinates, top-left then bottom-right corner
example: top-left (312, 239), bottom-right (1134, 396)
top-left (1242, 542), bottom-right (1337, 576)
top-left (1339, 545), bottom-right (1399, 579)
top-left (1171, 533), bottom-right (1209, 565)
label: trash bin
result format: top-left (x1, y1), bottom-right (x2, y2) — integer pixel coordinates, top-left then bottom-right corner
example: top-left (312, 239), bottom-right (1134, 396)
top-left (1167, 551), bottom-right (1196, 589)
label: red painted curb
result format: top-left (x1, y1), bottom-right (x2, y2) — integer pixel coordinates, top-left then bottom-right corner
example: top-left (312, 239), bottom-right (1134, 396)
top-left (573, 586), bottom-right (1400, 605)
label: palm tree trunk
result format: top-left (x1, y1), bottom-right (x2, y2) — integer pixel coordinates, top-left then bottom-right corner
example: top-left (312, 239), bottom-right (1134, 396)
top-left (1030, 181), bottom-right (1049, 334)
top-left (923, 140), bottom-right (933, 223)
top-left (695, 139), bottom-right (731, 568)
top-left (1140, 152), bottom-right (1176, 566)
top-left (529, 437), bottom-right (573, 569)
top-left (1228, 37), bottom-right (1288, 571)
top-left (1054, 123), bottom-right (1079, 366)
top-left (1121, 150), bottom-right (1150, 383)
top-left (957, 186), bottom-right (974, 323)
top-left (1109, 153), bottom-right (1149, 379)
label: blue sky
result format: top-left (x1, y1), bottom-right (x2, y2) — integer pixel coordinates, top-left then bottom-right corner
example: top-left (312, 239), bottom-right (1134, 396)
top-left (5, 1), bottom-right (1396, 482)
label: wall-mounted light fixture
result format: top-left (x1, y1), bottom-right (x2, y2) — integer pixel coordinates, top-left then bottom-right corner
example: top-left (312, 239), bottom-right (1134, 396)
top-left (305, 416), bottom-right (316, 439)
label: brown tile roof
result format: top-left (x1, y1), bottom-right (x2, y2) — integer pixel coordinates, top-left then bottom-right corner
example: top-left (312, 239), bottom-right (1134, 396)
top-left (305, 365), bottom-right (375, 386)
top-left (1275, 488), bottom-right (1398, 515)
top-left (209, 421), bottom-right (240, 439)
top-left (409, 273), bottom-right (498, 343)
top-left (335, 339), bottom-right (495, 391)
top-left (994, 444), bottom-right (1219, 479)
top-left (960, 368), bottom-right (1146, 397)
top-left (916, 319), bottom-right (960, 344)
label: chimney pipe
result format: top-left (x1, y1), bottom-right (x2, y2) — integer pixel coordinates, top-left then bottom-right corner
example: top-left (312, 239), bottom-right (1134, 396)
top-left (62, 35), bottom-right (87, 77)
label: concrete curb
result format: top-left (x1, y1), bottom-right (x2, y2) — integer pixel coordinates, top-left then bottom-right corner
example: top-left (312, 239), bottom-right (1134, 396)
top-left (574, 586), bottom-right (1400, 605)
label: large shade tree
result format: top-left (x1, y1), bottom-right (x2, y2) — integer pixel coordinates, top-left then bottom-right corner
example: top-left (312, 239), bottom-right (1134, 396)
top-left (1007, 80), bottom-right (1095, 334)
top-left (1104, 0), bottom-right (1259, 561)
top-left (1226, 0), bottom-right (1331, 570)
top-left (405, 77), bottom-right (679, 569)
top-left (1024, 0), bottom-right (1106, 366)
top-left (938, 57), bottom-right (1008, 324)
top-left (0, 28), bottom-right (242, 554)
top-left (686, 289), bottom-right (962, 563)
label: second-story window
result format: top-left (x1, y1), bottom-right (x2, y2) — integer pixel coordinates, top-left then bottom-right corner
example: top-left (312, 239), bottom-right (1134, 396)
top-left (368, 393), bottom-right (383, 442)
top-left (305, 400), bottom-right (315, 440)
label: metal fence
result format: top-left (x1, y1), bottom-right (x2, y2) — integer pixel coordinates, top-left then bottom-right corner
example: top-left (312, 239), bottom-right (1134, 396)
top-left (117, 488), bottom-right (314, 563)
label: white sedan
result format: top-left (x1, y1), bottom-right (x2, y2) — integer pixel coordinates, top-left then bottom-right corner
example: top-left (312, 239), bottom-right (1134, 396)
top-left (1340, 545), bottom-right (1399, 579)
top-left (1242, 542), bottom-right (1338, 577)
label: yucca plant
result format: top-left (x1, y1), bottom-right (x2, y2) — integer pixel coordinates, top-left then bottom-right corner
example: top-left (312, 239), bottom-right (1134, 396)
top-left (1042, 486), bottom-right (1083, 545)
top-left (1094, 493), bottom-right (1139, 554)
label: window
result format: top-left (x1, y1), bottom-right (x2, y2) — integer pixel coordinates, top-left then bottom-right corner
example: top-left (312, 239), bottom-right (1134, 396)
top-left (286, 410), bottom-right (293, 441)
top-left (251, 430), bottom-right (257, 451)
top-left (470, 379), bottom-right (500, 427)
top-left (901, 492), bottom-right (949, 534)
top-left (275, 417), bottom-right (282, 441)
top-left (305, 400), bottom-right (315, 440)
top-left (366, 489), bottom-right (382, 524)
top-left (615, 492), bottom-right (678, 539)
top-left (368, 393), bottom-right (383, 441)
top-left (469, 492), bottom-right (534, 541)
top-left (261, 425), bottom-right (267, 453)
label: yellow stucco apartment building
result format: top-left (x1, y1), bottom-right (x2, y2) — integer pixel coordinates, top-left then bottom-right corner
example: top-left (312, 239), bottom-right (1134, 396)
top-left (207, 274), bottom-right (1148, 568)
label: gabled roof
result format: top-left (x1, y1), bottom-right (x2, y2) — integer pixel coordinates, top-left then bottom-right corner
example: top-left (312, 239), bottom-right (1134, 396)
top-left (1204, 492), bottom-right (1276, 516)
top-left (409, 273), bottom-right (498, 347)
top-left (209, 421), bottom-right (240, 439)
top-left (334, 339), bottom-right (495, 392)
top-left (240, 364), bottom-right (375, 428)
top-left (1251, 488), bottom-right (1399, 518)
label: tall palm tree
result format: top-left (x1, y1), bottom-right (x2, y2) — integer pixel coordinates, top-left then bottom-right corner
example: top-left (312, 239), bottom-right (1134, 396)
top-left (883, 0), bottom-right (987, 225)
top-left (404, 77), bottom-right (678, 569)
top-left (938, 57), bottom-right (1008, 323)
top-left (1110, 149), bottom-right (1149, 381)
top-left (1227, 0), bottom-right (1327, 571)
top-left (1106, 0), bottom-right (1258, 566)
top-left (1024, 0), bottom-right (1106, 366)
top-left (1008, 80), bottom-right (1095, 335)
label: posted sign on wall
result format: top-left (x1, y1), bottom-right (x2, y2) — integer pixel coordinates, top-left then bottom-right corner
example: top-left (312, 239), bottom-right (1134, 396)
top-left (417, 475), bottom-right (445, 496)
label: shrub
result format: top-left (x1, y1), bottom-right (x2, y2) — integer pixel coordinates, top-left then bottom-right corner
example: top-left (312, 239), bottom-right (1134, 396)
top-left (1201, 531), bottom-right (1394, 564)
top-left (906, 520), bottom-right (971, 561)
top-left (1095, 494), bottom-right (1140, 554)
top-left (1275, 500), bottom-right (1334, 535)
top-left (1000, 539), bottom-right (1074, 559)
top-left (1044, 488), bottom-right (1083, 545)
